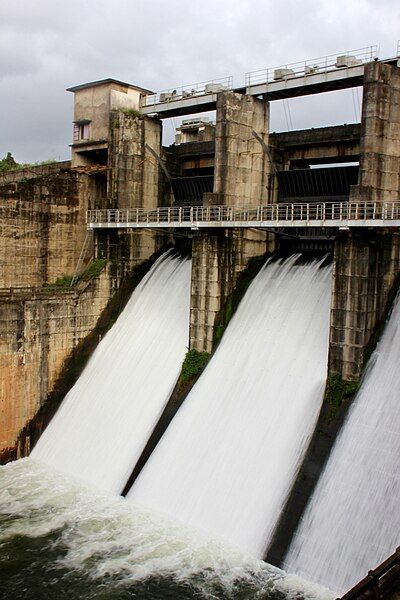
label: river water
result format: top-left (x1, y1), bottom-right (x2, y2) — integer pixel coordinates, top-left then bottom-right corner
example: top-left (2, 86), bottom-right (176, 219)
top-left (0, 459), bottom-right (333, 600)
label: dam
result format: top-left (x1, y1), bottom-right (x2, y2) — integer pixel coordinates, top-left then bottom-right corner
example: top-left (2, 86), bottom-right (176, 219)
top-left (1, 42), bottom-right (400, 599)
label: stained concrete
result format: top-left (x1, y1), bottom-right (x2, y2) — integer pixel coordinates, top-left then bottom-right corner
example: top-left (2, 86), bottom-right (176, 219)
top-left (0, 164), bottom-right (89, 288)
top-left (0, 269), bottom-right (113, 455)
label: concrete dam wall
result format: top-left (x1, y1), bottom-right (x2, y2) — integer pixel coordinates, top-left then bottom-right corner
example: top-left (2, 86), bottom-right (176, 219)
top-left (1, 56), bottom-right (400, 596)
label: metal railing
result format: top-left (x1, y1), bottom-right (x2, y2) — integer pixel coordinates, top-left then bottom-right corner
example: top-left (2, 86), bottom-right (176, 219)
top-left (140, 76), bottom-right (233, 108)
top-left (87, 201), bottom-right (400, 229)
top-left (339, 546), bottom-right (400, 600)
top-left (245, 45), bottom-right (378, 87)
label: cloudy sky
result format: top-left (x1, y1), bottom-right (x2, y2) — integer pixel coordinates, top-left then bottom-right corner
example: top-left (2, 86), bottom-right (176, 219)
top-left (1, 0), bottom-right (399, 163)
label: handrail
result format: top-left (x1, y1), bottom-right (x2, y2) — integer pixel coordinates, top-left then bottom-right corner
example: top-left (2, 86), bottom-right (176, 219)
top-left (140, 76), bottom-right (233, 108)
top-left (245, 45), bottom-right (378, 88)
top-left (86, 201), bottom-right (400, 229)
top-left (339, 547), bottom-right (400, 600)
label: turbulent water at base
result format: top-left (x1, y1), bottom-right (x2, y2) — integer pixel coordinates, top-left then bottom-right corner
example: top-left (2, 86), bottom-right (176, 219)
top-left (0, 459), bottom-right (334, 600)
top-left (285, 291), bottom-right (400, 594)
top-left (32, 252), bottom-right (191, 495)
top-left (129, 256), bottom-right (332, 558)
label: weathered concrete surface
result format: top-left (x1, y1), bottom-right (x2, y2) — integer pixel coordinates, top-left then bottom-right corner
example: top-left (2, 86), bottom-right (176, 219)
top-left (169, 123), bottom-right (362, 172)
top-left (189, 92), bottom-right (272, 351)
top-left (106, 111), bottom-right (166, 273)
top-left (109, 111), bottom-right (161, 209)
top-left (271, 123), bottom-right (361, 168)
top-left (214, 91), bottom-right (270, 208)
top-left (351, 62), bottom-right (400, 203)
top-left (70, 80), bottom-right (152, 167)
top-left (328, 63), bottom-right (400, 380)
top-left (0, 165), bottom-right (89, 288)
top-left (0, 268), bottom-right (113, 455)
top-left (190, 233), bottom-right (234, 353)
top-left (329, 231), bottom-right (400, 381)
top-left (189, 228), bottom-right (272, 353)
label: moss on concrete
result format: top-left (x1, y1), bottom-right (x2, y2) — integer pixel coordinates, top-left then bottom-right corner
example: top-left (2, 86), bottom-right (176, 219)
top-left (121, 108), bottom-right (142, 118)
top-left (179, 350), bottom-right (210, 386)
top-left (80, 258), bottom-right (107, 282)
top-left (42, 259), bottom-right (108, 291)
top-left (324, 372), bottom-right (359, 422)
top-left (42, 275), bottom-right (74, 290)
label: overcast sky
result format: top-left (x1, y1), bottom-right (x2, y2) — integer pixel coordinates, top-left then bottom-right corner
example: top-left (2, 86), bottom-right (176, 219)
top-left (1, 0), bottom-right (399, 163)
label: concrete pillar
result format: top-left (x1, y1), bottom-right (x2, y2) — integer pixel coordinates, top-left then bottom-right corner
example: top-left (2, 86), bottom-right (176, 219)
top-left (214, 91), bottom-right (270, 208)
top-left (189, 92), bottom-right (273, 352)
top-left (329, 231), bottom-right (400, 381)
top-left (350, 62), bottom-right (400, 203)
top-left (190, 233), bottom-right (233, 353)
top-left (99, 111), bottom-right (164, 274)
top-left (329, 63), bottom-right (400, 381)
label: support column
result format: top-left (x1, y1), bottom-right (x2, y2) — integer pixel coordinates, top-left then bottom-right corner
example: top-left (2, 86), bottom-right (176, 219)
top-left (350, 61), bottom-right (400, 203)
top-left (329, 231), bottom-right (400, 381)
top-left (331, 61), bottom-right (400, 380)
top-left (214, 91), bottom-right (270, 207)
top-left (189, 92), bottom-right (273, 352)
top-left (97, 111), bottom-right (164, 275)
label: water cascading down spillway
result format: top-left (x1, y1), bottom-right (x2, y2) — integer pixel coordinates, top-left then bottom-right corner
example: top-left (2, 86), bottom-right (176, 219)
top-left (128, 255), bottom-right (333, 558)
top-left (32, 252), bottom-right (191, 495)
top-left (284, 289), bottom-right (400, 595)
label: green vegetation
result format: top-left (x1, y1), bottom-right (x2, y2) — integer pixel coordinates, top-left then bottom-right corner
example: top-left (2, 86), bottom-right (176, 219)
top-left (0, 152), bottom-right (57, 174)
top-left (0, 152), bottom-right (18, 173)
top-left (179, 349), bottom-right (211, 385)
top-left (324, 372), bottom-right (359, 421)
top-left (121, 107), bottom-right (142, 118)
top-left (42, 275), bottom-right (74, 291)
top-left (79, 258), bottom-right (107, 282)
top-left (43, 259), bottom-right (108, 291)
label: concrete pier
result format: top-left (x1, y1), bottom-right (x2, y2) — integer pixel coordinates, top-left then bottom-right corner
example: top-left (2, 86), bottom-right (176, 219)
top-left (330, 61), bottom-right (400, 381)
top-left (189, 91), bottom-right (272, 352)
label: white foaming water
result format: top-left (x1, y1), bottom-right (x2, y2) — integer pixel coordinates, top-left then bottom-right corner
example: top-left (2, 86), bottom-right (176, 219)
top-left (129, 256), bottom-right (332, 557)
top-left (0, 458), bottom-right (333, 599)
top-left (285, 291), bottom-right (400, 594)
top-left (32, 253), bottom-right (191, 495)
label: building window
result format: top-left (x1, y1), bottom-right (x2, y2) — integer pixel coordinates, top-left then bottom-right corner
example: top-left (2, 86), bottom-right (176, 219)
top-left (73, 121), bottom-right (91, 142)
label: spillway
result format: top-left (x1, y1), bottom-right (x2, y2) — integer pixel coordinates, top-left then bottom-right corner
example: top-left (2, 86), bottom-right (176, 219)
top-left (32, 252), bottom-right (191, 495)
top-left (128, 255), bottom-right (332, 557)
top-left (284, 290), bottom-right (400, 594)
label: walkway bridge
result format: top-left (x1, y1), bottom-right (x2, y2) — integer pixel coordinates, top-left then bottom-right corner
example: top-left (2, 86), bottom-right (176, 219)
top-left (139, 46), bottom-right (399, 118)
top-left (87, 201), bottom-right (400, 231)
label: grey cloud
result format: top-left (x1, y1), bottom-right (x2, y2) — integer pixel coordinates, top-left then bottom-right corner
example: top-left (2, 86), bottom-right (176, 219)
top-left (0, 0), bottom-right (398, 162)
